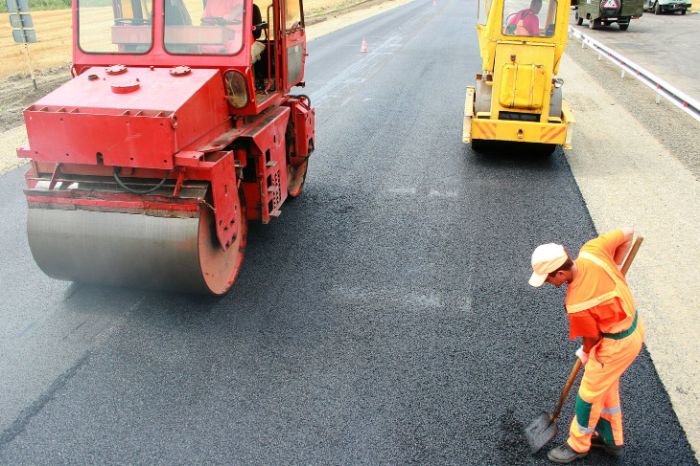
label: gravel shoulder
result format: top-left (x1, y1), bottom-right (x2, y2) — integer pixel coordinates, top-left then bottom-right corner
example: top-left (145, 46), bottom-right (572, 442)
top-left (560, 43), bottom-right (700, 460)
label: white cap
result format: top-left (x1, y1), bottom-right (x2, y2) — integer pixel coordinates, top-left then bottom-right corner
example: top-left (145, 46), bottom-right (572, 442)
top-left (529, 243), bottom-right (567, 287)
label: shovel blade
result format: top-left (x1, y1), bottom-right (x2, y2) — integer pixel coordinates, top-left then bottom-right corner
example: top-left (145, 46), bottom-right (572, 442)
top-left (524, 411), bottom-right (558, 453)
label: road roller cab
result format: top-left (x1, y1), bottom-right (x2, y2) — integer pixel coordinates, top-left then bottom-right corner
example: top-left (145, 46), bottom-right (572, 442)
top-left (17, 0), bottom-right (315, 294)
top-left (463, 0), bottom-right (574, 152)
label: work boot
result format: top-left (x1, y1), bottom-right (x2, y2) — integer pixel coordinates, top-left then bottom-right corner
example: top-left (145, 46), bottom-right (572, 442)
top-left (547, 443), bottom-right (588, 464)
top-left (591, 435), bottom-right (624, 457)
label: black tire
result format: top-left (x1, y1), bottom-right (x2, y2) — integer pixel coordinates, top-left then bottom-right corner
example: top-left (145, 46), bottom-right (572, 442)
top-left (589, 17), bottom-right (601, 29)
top-left (539, 144), bottom-right (557, 156)
top-left (619, 22), bottom-right (629, 30)
top-left (681, 8), bottom-right (686, 14)
top-left (471, 139), bottom-right (489, 154)
top-left (654, 2), bottom-right (662, 13)
top-left (575, 11), bottom-right (584, 25)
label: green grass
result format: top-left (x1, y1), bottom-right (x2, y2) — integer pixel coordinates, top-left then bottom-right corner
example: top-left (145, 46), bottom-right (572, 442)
top-left (0, 0), bottom-right (70, 12)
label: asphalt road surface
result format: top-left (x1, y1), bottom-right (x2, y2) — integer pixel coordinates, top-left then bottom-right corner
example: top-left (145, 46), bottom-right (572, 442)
top-left (0, 0), bottom-right (697, 464)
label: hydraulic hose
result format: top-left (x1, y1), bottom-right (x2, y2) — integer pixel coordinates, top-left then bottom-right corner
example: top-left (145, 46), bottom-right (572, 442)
top-left (292, 94), bottom-right (311, 109)
top-left (113, 167), bottom-right (171, 194)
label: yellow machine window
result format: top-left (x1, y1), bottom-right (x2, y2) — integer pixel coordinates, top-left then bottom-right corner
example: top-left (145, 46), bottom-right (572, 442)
top-left (477, 0), bottom-right (491, 25)
top-left (503, 0), bottom-right (558, 37)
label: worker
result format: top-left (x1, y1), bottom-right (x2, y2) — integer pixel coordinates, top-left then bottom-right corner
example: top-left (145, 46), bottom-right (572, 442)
top-left (528, 228), bottom-right (644, 464)
top-left (201, 0), bottom-right (264, 63)
top-left (505, 0), bottom-right (542, 36)
top-left (203, 0), bottom-right (243, 24)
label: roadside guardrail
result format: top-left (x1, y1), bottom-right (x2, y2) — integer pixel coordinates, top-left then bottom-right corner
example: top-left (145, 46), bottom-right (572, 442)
top-left (568, 26), bottom-right (700, 123)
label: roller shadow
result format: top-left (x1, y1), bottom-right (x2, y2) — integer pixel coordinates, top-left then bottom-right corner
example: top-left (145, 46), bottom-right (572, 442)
top-left (467, 141), bottom-right (563, 171)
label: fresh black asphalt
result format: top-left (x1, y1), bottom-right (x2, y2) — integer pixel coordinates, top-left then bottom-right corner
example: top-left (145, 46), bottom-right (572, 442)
top-left (0, 0), bottom-right (696, 464)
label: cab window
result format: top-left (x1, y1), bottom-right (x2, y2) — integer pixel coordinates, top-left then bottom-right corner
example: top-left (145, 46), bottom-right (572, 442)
top-left (164, 0), bottom-right (244, 55)
top-left (502, 0), bottom-right (557, 37)
top-left (78, 0), bottom-right (154, 54)
top-left (477, 0), bottom-right (490, 26)
top-left (255, 0), bottom-right (275, 39)
top-left (285, 0), bottom-right (302, 30)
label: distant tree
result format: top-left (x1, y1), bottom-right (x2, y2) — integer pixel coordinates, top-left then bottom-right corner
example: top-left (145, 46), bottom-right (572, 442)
top-left (1, 0), bottom-right (71, 12)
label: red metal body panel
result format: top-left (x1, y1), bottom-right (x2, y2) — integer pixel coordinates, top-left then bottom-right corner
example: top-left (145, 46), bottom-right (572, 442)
top-left (239, 106), bottom-right (290, 222)
top-left (23, 67), bottom-right (229, 170)
top-left (25, 190), bottom-right (201, 215)
top-left (284, 96), bottom-right (315, 164)
top-left (184, 150), bottom-right (240, 249)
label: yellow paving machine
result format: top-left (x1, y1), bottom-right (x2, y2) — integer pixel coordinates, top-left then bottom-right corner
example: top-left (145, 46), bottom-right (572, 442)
top-left (464, 0), bottom-right (574, 153)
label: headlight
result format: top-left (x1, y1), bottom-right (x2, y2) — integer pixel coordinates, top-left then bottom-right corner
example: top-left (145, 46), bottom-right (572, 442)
top-left (224, 70), bottom-right (249, 109)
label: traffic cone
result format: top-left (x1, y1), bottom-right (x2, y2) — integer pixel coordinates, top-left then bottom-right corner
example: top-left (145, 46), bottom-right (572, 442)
top-left (360, 37), bottom-right (368, 53)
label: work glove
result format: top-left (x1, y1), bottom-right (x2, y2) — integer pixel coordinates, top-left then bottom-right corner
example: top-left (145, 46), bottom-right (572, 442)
top-left (575, 346), bottom-right (589, 365)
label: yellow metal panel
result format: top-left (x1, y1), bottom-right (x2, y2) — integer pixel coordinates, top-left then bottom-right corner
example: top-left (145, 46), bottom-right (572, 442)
top-left (472, 118), bottom-right (569, 145)
top-left (562, 100), bottom-right (575, 124)
top-left (498, 63), bottom-right (546, 110)
top-left (463, 86), bottom-right (475, 143)
top-left (472, 120), bottom-right (498, 140)
top-left (491, 43), bottom-right (553, 120)
top-left (562, 99), bottom-right (575, 149)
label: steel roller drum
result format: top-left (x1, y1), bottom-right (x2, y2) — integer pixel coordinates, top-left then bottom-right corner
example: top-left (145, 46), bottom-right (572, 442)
top-left (27, 205), bottom-right (246, 295)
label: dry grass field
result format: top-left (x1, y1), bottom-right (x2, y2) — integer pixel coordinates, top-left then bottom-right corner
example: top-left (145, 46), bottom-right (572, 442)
top-left (0, 8), bottom-right (73, 78)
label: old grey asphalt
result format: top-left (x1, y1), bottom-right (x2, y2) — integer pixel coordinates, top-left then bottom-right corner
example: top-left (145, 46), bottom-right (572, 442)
top-left (0, 0), bottom-right (696, 464)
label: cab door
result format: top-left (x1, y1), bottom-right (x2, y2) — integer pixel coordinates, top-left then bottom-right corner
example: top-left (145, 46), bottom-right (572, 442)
top-left (282, 0), bottom-right (306, 89)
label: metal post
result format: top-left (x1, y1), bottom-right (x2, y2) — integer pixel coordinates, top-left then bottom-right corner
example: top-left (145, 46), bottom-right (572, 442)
top-left (7, 0), bottom-right (38, 90)
top-left (22, 42), bottom-right (37, 90)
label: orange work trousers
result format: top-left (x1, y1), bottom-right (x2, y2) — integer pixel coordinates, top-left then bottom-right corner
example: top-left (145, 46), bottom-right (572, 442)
top-left (567, 321), bottom-right (644, 453)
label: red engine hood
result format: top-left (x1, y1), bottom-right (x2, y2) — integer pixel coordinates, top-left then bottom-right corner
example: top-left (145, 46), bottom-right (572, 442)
top-left (22, 66), bottom-right (230, 170)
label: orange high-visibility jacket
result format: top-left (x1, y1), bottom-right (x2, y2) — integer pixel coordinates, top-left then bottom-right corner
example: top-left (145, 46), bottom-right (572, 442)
top-left (564, 230), bottom-right (636, 339)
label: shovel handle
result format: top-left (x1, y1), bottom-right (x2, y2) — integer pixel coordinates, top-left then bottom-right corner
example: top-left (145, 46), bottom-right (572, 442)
top-left (551, 358), bottom-right (582, 422)
top-left (620, 235), bottom-right (644, 276)
top-left (551, 235), bottom-right (644, 422)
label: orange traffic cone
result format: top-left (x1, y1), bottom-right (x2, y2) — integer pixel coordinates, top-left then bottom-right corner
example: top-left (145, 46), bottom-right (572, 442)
top-left (360, 37), bottom-right (368, 53)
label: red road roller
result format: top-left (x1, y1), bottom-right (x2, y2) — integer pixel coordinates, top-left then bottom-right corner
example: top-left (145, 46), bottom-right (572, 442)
top-left (18, 0), bottom-right (315, 294)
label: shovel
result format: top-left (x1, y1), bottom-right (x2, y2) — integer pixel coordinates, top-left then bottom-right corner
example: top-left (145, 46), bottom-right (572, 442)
top-left (524, 235), bottom-right (644, 453)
